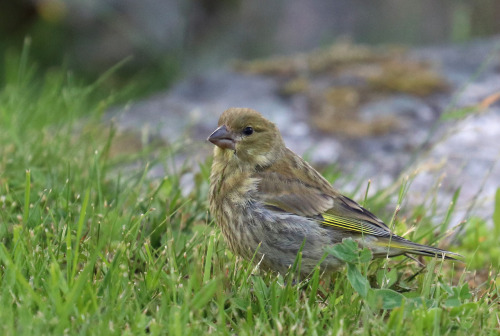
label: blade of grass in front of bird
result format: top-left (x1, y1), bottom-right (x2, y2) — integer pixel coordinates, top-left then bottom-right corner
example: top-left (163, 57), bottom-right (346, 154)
top-left (203, 233), bottom-right (215, 284)
top-left (308, 266), bottom-right (320, 307)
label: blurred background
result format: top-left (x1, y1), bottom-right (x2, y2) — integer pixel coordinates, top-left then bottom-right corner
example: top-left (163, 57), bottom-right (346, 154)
top-left (1, 0), bottom-right (499, 224)
top-left (1, 0), bottom-right (500, 98)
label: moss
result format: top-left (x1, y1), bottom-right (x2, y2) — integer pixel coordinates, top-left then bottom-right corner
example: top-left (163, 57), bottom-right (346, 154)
top-left (368, 61), bottom-right (448, 96)
top-left (280, 77), bottom-right (310, 96)
top-left (309, 87), bottom-right (399, 137)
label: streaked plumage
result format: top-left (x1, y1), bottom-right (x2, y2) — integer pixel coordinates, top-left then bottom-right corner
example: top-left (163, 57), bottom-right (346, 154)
top-left (208, 107), bottom-right (461, 275)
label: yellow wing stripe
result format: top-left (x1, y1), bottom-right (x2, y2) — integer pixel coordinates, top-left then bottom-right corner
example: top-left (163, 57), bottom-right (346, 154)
top-left (374, 240), bottom-right (417, 250)
top-left (323, 214), bottom-right (369, 232)
top-left (321, 213), bottom-right (379, 235)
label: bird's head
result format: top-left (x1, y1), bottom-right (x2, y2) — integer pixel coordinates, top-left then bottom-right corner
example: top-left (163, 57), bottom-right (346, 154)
top-left (208, 108), bottom-right (285, 167)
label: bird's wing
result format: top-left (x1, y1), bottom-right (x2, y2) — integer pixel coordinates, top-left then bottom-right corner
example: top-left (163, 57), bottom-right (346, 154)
top-left (256, 170), bottom-right (335, 216)
top-left (256, 165), bottom-right (391, 237)
top-left (321, 195), bottom-right (391, 237)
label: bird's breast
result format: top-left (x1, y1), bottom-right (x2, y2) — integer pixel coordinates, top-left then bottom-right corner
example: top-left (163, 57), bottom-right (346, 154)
top-left (209, 165), bottom-right (262, 254)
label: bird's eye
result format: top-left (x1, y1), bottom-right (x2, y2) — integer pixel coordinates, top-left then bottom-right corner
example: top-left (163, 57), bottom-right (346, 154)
top-left (243, 126), bottom-right (254, 136)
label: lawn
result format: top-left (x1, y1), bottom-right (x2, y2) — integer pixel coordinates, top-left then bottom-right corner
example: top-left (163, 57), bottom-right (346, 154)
top-left (0, 52), bottom-right (498, 335)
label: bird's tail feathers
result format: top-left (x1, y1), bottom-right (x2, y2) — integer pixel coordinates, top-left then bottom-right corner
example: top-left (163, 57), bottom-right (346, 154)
top-left (374, 236), bottom-right (463, 261)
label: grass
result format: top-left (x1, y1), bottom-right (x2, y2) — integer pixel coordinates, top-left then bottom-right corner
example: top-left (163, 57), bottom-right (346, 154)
top-left (0, 54), bottom-right (499, 335)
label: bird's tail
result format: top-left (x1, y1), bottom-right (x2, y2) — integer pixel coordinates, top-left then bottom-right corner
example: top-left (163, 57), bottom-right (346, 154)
top-left (374, 236), bottom-right (463, 261)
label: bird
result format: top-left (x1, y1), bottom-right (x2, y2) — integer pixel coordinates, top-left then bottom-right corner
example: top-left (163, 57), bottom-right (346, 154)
top-left (207, 107), bottom-right (461, 275)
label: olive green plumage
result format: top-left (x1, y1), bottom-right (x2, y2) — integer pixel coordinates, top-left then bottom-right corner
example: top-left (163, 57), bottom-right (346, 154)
top-left (208, 107), bottom-right (461, 275)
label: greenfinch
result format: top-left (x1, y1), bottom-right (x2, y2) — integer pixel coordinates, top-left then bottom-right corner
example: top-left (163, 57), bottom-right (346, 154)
top-left (208, 107), bottom-right (460, 275)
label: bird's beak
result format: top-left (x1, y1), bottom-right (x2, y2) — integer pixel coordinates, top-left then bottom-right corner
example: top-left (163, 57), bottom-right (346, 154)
top-left (207, 125), bottom-right (236, 150)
